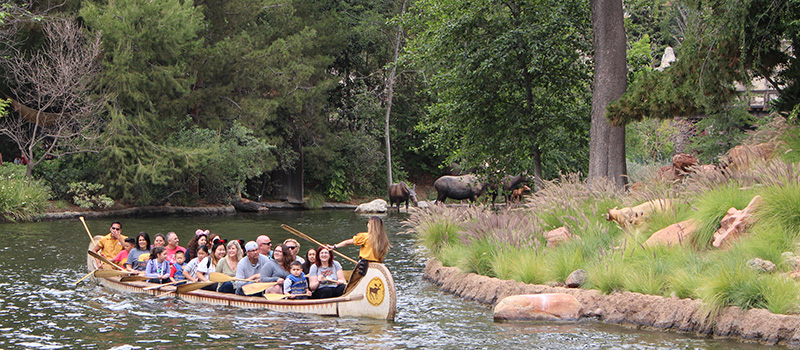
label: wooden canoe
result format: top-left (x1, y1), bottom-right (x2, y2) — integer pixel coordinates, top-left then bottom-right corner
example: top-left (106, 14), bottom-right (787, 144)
top-left (87, 236), bottom-right (396, 320)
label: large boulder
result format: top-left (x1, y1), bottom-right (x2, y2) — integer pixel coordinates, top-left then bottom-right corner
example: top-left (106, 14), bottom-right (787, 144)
top-left (712, 196), bottom-right (763, 248)
top-left (644, 219), bottom-right (698, 247)
top-left (355, 199), bottom-right (388, 213)
top-left (545, 226), bottom-right (580, 247)
top-left (494, 293), bottom-right (582, 321)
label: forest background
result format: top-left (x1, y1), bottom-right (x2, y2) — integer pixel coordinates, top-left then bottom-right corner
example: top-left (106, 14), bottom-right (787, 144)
top-left (0, 0), bottom-right (797, 218)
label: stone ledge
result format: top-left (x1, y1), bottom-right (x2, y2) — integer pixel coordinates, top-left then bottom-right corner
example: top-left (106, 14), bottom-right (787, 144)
top-left (423, 258), bottom-right (800, 346)
top-left (38, 206), bottom-right (237, 221)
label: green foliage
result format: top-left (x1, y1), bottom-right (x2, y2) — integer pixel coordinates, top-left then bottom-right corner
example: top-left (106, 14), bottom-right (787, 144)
top-left (32, 154), bottom-right (101, 200)
top-left (0, 165), bottom-right (50, 221)
top-left (305, 129), bottom-right (385, 202)
top-left (758, 182), bottom-right (800, 231)
top-left (687, 108), bottom-right (762, 164)
top-left (404, 0), bottom-right (592, 178)
top-left (68, 182), bottom-right (114, 209)
top-left (626, 118), bottom-right (680, 164)
top-left (779, 127), bottom-right (800, 164)
top-left (626, 34), bottom-right (654, 83)
top-left (81, 0), bottom-right (203, 126)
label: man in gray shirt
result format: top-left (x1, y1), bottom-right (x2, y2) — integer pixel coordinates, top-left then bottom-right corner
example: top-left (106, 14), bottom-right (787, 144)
top-left (235, 241), bottom-right (269, 295)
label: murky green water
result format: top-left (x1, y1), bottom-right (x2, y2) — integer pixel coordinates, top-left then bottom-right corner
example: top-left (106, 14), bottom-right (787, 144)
top-left (0, 210), bottom-right (782, 349)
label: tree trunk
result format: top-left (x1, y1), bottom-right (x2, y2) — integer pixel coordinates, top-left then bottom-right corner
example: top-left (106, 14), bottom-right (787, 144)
top-left (588, 0), bottom-right (627, 189)
top-left (384, 0), bottom-right (408, 197)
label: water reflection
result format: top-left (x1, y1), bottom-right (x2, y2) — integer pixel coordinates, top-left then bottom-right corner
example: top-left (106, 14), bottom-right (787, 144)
top-left (0, 211), bottom-right (784, 349)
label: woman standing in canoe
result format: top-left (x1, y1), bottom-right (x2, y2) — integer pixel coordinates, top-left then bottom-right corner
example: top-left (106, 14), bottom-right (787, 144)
top-left (329, 216), bottom-right (390, 263)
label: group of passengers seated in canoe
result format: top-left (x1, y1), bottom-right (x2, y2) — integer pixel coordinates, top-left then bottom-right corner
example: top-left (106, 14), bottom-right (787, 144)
top-left (94, 222), bottom-right (348, 299)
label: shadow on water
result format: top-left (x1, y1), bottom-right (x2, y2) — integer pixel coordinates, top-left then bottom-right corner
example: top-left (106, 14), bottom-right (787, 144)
top-left (0, 211), bottom-right (784, 349)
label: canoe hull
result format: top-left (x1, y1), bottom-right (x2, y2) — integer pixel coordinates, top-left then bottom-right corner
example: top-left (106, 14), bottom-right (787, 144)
top-left (88, 239), bottom-right (396, 320)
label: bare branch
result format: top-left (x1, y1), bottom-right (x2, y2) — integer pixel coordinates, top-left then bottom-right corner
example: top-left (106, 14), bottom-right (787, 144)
top-left (0, 17), bottom-right (107, 177)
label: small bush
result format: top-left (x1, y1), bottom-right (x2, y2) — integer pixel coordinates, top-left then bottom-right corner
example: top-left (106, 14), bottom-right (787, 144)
top-left (68, 182), bottom-right (114, 209)
top-left (460, 239), bottom-right (496, 276)
top-left (586, 253), bottom-right (627, 294)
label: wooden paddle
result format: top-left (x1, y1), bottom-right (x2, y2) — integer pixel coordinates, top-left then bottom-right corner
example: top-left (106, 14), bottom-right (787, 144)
top-left (281, 224), bottom-right (358, 264)
top-left (175, 281), bottom-right (216, 294)
top-left (264, 293), bottom-right (287, 301)
top-left (87, 250), bottom-right (125, 271)
top-left (79, 216), bottom-right (95, 244)
top-left (74, 270), bottom-right (95, 284)
top-left (241, 282), bottom-right (278, 295)
top-left (120, 275), bottom-right (151, 282)
top-left (94, 269), bottom-right (135, 278)
top-left (209, 272), bottom-right (250, 283)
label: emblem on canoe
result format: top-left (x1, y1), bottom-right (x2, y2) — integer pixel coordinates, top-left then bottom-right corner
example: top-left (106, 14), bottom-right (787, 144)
top-left (366, 277), bottom-right (385, 306)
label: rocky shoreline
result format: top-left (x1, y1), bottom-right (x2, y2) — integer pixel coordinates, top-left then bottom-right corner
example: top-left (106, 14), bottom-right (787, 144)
top-left (424, 258), bottom-right (800, 346)
top-left (35, 202), bottom-right (358, 221)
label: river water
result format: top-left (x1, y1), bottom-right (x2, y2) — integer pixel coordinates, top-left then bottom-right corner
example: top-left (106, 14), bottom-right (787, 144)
top-left (0, 210), bottom-right (780, 349)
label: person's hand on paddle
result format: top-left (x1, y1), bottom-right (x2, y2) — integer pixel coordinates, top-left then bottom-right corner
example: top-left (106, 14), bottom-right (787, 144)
top-left (247, 274), bottom-right (260, 282)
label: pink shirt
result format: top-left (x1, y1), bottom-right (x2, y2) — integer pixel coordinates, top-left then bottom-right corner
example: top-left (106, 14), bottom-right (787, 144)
top-left (165, 246), bottom-right (187, 264)
top-left (113, 250), bottom-right (130, 264)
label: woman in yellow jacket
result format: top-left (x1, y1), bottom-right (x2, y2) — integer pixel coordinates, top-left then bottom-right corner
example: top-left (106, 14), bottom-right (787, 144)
top-left (330, 216), bottom-right (390, 277)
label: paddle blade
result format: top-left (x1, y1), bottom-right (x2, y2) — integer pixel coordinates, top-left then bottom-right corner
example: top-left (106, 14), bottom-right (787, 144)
top-left (94, 269), bottom-right (133, 278)
top-left (87, 250), bottom-right (124, 270)
top-left (264, 293), bottom-right (287, 301)
top-left (176, 281), bottom-right (215, 294)
top-left (209, 272), bottom-right (235, 283)
top-left (241, 282), bottom-right (277, 295)
top-left (120, 276), bottom-right (150, 282)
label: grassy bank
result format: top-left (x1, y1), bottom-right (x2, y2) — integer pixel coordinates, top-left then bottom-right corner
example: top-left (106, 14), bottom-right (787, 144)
top-left (0, 165), bottom-right (50, 221)
top-left (405, 159), bottom-right (800, 316)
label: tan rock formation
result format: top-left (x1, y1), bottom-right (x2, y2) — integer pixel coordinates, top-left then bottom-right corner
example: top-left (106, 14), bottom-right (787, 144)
top-left (494, 293), bottom-right (582, 321)
top-left (712, 195), bottom-right (763, 248)
top-left (724, 142), bottom-right (776, 171)
top-left (644, 219), bottom-right (698, 247)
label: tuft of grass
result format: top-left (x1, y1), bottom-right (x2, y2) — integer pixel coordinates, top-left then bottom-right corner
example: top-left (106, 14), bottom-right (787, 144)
top-left (437, 244), bottom-right (464, 267)
top-left (508, 248), bottom-right (547, 284)
top-left (760, 276), bottom-right (800, 314)
top-left (304, 191), bottom-right (325, 209)
top-left (758, 181), bottom-right (800, 231)
top-left (586, 253), bottom-right (627, 294)
top-left (697, 254), bottom-right (764, 315)
top-left (689, 184), bottom-right (756, 249)
top-left (459, 239), bottom-right (496, 276)
top-left (544, 243), bottom-right (586, 282)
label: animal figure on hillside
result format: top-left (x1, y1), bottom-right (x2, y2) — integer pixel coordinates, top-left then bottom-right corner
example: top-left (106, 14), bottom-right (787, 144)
top-left (388, 182), bottom-right (418, 212)
top-left (433, 175), bottom-right (485, 205)
top-left (606, 198), bottom-right (673, 228)
top-left (510, 185), bottom-right (531, 204)
top-left (488, 173), bottom-right (528, 205)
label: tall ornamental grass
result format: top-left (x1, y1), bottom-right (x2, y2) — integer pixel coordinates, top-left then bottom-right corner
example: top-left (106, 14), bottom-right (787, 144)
top-left (0, 165), bottom-right (50, 221)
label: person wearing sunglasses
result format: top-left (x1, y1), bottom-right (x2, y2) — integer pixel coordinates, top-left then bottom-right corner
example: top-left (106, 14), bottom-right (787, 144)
top-left (93, 221), bottom-right (128, 264)
top-left (283, 238), bottom-right (305, 264)
top-left (256, 235), bottom-right (273, 259)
